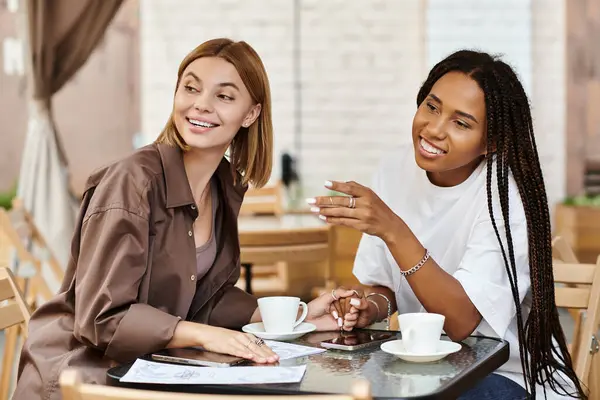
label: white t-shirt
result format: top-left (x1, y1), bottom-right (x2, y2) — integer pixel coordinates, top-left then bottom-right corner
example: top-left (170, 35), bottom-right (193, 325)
top-left (353, 144), bottom-right (571, 399)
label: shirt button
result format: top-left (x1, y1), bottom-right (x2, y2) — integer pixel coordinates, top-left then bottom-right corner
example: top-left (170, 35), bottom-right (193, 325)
top-left (188, 230), bottom-right (193, 237)
top-left (191, 275), bottom-right (196, 281)
top-left (191, 205), bottom-right (196, 210)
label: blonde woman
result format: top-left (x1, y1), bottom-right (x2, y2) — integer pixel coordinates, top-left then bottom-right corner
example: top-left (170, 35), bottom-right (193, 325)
top-left (14, 38), bottom-right (353, 400)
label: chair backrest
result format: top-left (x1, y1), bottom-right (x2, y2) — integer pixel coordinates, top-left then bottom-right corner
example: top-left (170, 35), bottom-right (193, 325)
top-left (11, 198), bottom-right (64, 281)
top-left (553, 258), bottom-right (600, 389)
top-left (553, 236), bottom-right (580, 264)
top-left (0, 267), bottom-right (30, 332)
top-left (552, 235), bottom-right (592, 369)
top-left (239, 182), bottom-right (283, 216)
top-left (0, 206), bottom-right (63, 304)
top-left (0, 267), bottom-right (32, 400)
top-left (60, 369), bottom-right (372, 400)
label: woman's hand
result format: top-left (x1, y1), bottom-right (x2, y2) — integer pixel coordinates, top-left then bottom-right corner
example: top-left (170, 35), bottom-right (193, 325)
top-left (307, 180), bottom-right (405, 243)
top-left (328, 286), bottom-right (365, 331)
top-left (306, 287), bottom-right (360, 331)
top-left (172, 322), bottom-right (279, 364)
top-left (342, 297), bottom-right (378, 331)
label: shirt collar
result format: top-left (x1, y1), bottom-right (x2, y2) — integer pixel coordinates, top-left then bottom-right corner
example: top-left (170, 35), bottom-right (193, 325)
top-left (157, 143), bottom-right (194, 208)
top-left (156, 143), bottom-right (246, 209)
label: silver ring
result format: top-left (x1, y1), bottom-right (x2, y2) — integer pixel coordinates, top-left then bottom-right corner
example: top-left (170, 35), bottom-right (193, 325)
top-left (348, 197), bottom-right (356, 209)
top-left (351, 289), bottom-right (361, 297)
top-left (331, 289), bottom-right (338, 300)
top-left (255, 338), bottom-right (265, 347)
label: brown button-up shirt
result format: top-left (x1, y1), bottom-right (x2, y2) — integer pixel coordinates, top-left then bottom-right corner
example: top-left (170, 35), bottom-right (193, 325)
top-left (14, 143), bottom-right (257, 400)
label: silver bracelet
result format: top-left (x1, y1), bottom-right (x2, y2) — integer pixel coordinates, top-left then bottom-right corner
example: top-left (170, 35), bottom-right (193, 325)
top-left (400, 249), bottom-right (430, 276)
top-left (366, 293), bottom-right (392, 330)
top-left (367, 299), bottom-right (380, 320)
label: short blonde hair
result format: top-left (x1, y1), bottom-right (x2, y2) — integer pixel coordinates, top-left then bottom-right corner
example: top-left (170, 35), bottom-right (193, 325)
top-left (156, 38), bottom-right (273, 188)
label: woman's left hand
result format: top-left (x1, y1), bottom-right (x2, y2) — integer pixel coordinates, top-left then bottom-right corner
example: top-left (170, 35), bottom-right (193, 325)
top-left (306, 287), bottom-right (360, 331)
top-left (308, 180), bottom-right (404, 243)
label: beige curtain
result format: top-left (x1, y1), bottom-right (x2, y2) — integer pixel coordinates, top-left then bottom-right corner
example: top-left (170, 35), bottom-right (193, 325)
top-left (17, 0), bottom-right (123, 267)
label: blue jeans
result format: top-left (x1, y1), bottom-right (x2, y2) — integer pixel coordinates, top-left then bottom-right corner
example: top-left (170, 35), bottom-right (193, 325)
top-left (458, 373), bottom-right (528, 400)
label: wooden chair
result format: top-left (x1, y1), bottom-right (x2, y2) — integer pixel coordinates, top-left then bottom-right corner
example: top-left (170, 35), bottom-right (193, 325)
top-left (60, 369), bottom-right (372, 400)
top-left (553, 236), bottom-right (587, 359)
top-left (238, 221), bottom-right (333, 299)
top-left (0, 267), bottom-right (32, 400)
top-left (238, 182), bottom-right (289, 295)
top-left (0, 205), bottom-right (64, 308)
top-left (239, 182), bottom-right (284, 217)
top-left (553, 257), bottom-right (600, 397)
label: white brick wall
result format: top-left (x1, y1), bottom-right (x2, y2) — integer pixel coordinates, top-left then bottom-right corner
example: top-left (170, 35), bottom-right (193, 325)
top-left (531, 0), bottom-right (566, 212)
top-left (140, 0), bottom-right (296, 183)
top-left (298, 0), bottom-right (425, 196)
top-left (426, 0), bottom-right (533, 94)
top-left (140, 0), bottom-right (565, 206)
top-left (140, 0), bottom-right (425, 196)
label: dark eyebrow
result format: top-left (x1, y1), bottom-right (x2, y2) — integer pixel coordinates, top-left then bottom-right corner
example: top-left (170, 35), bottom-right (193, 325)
top-left (428, 94), bottom-right (442, 103)
top-left (456, 110), bottom-right (478, 124)
top-left (427, 93), bottom-right (479, 124)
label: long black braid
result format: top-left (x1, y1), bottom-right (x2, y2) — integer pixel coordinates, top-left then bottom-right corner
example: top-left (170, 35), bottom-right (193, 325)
top-left (416, 50), bottom-right (586, 399)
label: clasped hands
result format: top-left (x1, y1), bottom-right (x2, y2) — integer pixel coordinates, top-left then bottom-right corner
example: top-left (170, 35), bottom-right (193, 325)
top-left (325, 286), bottom-right (375, 331)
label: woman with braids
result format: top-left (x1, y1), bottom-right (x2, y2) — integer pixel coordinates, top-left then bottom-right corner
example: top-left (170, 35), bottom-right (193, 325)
top-left (307, 50), bottom-right (585, 399)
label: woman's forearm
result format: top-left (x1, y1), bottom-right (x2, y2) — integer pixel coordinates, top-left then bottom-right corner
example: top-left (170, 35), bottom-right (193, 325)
top-left (363, 285), bottom-right (397, 324)
top-left (384, 224), bottom-right (481, 341)
top-left (166, 320), bottom-right (201, 349)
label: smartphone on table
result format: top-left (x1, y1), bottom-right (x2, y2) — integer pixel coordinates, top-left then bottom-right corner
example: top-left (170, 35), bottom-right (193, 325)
top-left (151, 347), bottom-right (249, 367)
top-left (320, 330), bottom-right (395, 351)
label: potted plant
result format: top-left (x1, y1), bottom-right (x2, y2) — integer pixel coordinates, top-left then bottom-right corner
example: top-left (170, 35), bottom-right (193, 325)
top-left (554, 195), bottom-right (600, 263)
top-left (0, 183), bottom-right (17, 210)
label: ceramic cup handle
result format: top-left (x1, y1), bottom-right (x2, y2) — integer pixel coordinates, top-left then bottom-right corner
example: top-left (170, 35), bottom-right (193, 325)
top-left (294, 301), bottom-right (309, 327)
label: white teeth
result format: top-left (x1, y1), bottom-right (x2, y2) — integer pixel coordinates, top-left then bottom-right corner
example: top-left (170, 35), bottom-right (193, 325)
top-left (188, 119), bottom-right (217, 128)
top-left (420, 138), bottom-right (445, 155)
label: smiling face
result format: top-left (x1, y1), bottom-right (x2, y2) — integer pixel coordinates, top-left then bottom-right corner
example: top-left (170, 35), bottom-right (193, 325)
top-left (412, 71), bottom-right (488, 187)
top-left (173, 56), bottom-right (261, 153)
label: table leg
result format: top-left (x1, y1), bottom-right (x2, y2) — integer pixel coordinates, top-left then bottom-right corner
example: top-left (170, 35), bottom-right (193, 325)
top-left (242, 263), bottom-right (253, 294)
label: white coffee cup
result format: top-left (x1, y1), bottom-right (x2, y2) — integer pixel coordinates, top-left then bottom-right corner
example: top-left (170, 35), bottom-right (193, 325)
top-left (257, 296), bottom-right (308, 333)
top-left (398, 313), bottom-right (445, 354)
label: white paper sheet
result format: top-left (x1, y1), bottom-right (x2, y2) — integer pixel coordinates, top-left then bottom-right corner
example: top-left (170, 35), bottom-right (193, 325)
top-left (120, 359), bottom-right (307, 385)
top-left (264, 340), bottom-right (326, 360)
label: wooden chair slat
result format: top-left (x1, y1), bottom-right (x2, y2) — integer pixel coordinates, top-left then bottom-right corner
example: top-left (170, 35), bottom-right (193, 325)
top-left (555, 287), bottom-right (591, 309)
top-left (552, 236), bottom-right (587, 365)
top-left (0, 267), bottom-right (32, 400)
top-left (0, 278), bottom-right (13, 301)
top-left (239, 183), bottom-right (283, 216)
top-left (553, 263), bottom-right (597, 284)
top-left (21, 209), bottom-right (64, 280)
top-left (0, 302), bottom-right (25, 330)
top-left (0, 205), bottom-right (64, 308)
top-left (552, 236), bottom-right (579, 263)
top-left (573, 257), bottom-right (600, 389)
top-left (240, 243), bottom-right (329, 265)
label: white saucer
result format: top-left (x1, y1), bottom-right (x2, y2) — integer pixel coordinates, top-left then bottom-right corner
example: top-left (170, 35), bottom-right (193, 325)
top-left (242, 322), bottom-right (316, 341)
top-left (380, 339), bottom-right (462, 363)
